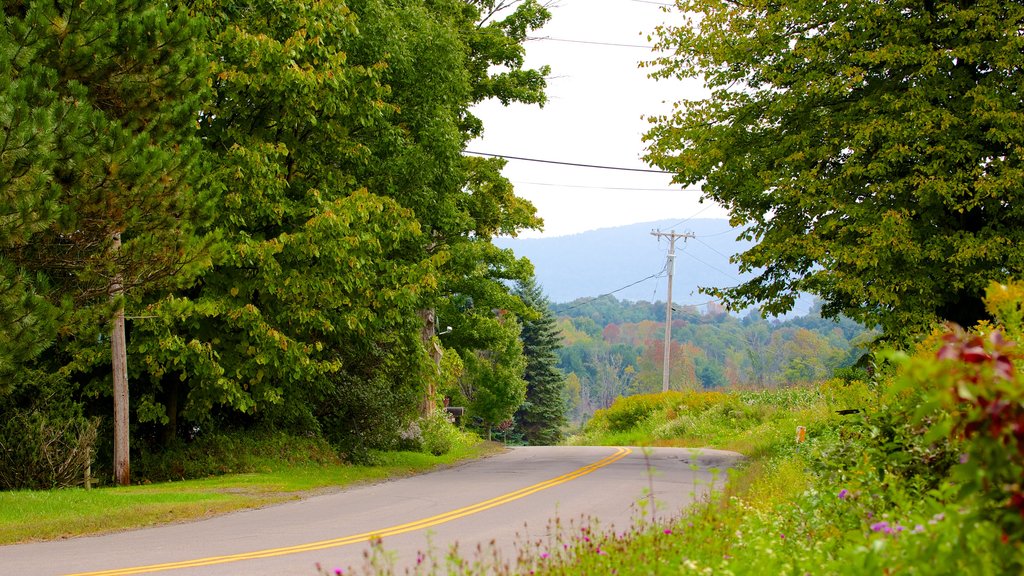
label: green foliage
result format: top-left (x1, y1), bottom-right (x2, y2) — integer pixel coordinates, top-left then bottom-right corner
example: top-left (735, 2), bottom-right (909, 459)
top-left (420, 410), bottom-right (475, 456)
top-left (0, 408), bottom-right (98, 491)
top-left (513, 276), bottom-right (567, 445)
top-left (459, 315), bottom-right (527, 433)
top-left (1, 0), bottom-right (215, 487)
top-left (881, 280), bottom-right (1024, 543)
top-left (133, 431), bottom-right (340, 483)
top-left (2, 0), bottom-right (550, 487)
top-left (645, 0), bottom-right (1024, 340)
top-left (0, 0), bottom-right (212, 316)
top-left (554, 297), bottom-right (870, 423)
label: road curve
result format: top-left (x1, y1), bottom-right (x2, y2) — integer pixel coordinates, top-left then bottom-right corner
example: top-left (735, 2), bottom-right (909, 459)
top-left (0, 446), bottom-right (742, 576)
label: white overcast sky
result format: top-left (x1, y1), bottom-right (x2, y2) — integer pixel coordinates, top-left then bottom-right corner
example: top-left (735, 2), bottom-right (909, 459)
top-left (469, 0), bottom-right (730, 238)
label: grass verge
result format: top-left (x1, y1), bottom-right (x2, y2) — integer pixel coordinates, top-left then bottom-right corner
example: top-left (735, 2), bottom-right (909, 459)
top-left (0, 441), bottom-right (502, 545)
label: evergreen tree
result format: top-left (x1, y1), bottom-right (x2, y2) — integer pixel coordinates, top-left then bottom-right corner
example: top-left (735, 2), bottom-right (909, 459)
top-left (514, 276), bottom-right (567, 445)
top-left (1, 0), bottom-right (211, 484)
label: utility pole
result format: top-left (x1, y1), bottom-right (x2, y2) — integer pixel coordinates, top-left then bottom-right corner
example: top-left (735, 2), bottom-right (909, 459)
top-left (651, 229), bottom-right (695, 392)
top-left (110, 232), bottom-right (130, 486)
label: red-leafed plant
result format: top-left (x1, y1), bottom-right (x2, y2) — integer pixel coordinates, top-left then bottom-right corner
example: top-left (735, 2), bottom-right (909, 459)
top-left (898, 282), bottom-right (1024, 545)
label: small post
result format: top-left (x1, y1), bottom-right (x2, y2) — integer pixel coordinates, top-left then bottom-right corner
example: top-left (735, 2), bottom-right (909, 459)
top-left (84, 447), bottom-right (92, 490)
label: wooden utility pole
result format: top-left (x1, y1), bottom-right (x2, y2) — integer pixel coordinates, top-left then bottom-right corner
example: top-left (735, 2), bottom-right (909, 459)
top-left (110, 233), bottom-right (130, 485)
top-left (651, 229), bottom-right (694, 392)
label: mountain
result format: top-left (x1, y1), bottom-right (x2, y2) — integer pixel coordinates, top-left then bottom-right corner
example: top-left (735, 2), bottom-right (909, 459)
top-left (493, 219), bottom-right (755, 305)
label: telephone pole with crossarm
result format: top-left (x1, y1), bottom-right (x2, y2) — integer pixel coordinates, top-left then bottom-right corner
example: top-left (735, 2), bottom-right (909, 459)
top-left (651, 229), bottom-right (695, 392)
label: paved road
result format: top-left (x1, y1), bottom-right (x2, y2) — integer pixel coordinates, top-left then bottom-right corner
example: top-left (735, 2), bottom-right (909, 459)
top-left (0, 446), bottom-right (742, 576)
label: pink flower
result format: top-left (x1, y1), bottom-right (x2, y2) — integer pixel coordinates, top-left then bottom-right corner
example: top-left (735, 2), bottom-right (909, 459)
top-left (870, 521), bottom-right (891, 533)
top-left (663, 529), bottom-right (673, 535)
top-left (838, 489), bottom-right (850, 500)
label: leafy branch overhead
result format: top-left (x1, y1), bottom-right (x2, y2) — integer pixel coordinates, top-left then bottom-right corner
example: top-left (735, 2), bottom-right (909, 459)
top-left (644, 0), bottom-right (1024, 340)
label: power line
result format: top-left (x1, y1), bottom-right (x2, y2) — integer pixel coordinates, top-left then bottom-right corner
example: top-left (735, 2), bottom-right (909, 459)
top-left (692, 236), bottom-right (734, 261)
top-left (465, 151), bottom-right (673, 174)
top-left (680, 247), bottom-right (743, 283)
top-left (558, 268), bottom-right (668, 312)
top-left (696, 226), bottom-right (745, 238)
top-left (663, 204), bottom-right (713, 229)
top-left (515, 180), bottom-right (700, 192)
top-left (528, 36), bottom-right (654, 49)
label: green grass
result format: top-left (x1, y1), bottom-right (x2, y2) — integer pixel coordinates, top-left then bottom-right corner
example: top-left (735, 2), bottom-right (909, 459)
top-left (0, 442), bottom-right (501, 545)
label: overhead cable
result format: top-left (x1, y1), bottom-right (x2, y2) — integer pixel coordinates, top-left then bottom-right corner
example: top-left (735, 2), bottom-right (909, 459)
top-left (559, 268), bottom-right (668, 312)
top-left (515, 180), bottom-right (699, 192)
top-left (528, 36), bottom-right (655, 49)
top-left (465, 151), bottom-right (673, 174)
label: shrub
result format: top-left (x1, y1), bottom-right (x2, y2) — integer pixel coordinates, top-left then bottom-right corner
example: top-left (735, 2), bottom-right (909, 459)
top-left (0, 408), bottom-right (99, 490)
top-left (132, 430), bottom-right (341, 482)
top-left (419, 410), bottom-right (464, 456)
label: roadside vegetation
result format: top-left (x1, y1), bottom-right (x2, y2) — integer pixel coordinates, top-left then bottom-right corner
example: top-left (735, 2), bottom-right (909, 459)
top-left (364, 282), bottom-right (1019, 575)
top-left (0, 418), bottom-right (488, 545)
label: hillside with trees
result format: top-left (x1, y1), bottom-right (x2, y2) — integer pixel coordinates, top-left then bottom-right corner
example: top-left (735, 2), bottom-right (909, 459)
top-left (553, 296), bottom-right (870, 423)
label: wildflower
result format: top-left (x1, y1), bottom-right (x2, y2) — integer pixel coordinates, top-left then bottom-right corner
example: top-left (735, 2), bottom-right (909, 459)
top-left (912, 525), bottom-right (925, 534)
top-left (334, 570), bottom-right (343, 576)
top-left (959, 453), bottom-right (970, 464)
top-left (837, 489), bottom-right (850, 500)
top-left (664, 529), bottom-right (673, 535)
top-left (780, 533), bottom-right (786, 539)
top-left (929, 513), bottom-right (945, 525)
top-left (540, 552), bottom-right (550, 560)
top-left (870, 521), bottom-right (892, 534)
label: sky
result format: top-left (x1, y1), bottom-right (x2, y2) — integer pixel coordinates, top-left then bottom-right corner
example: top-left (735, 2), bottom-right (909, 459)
top-left (469, 0), bottom-right (730, 238)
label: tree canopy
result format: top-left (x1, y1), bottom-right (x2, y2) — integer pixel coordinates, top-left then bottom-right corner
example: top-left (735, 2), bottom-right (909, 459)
top-left (0, 0), bottom-right (556, 485)
top-left (644, 0), bottom-right (1024, 339)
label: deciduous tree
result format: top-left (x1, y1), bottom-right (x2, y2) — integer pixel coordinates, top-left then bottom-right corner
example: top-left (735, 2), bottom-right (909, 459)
top-left (645, 0), bottom-right (1024, 340)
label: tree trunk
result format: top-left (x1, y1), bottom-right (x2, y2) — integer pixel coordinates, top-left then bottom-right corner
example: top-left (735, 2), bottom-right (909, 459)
top-left (110, 233), bottom-right (130, 486)
top-left (418, 308), bottom-right (442, 416)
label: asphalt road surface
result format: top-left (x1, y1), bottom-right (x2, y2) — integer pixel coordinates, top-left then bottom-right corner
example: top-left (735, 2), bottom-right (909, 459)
top-left (1, 446), bottom-right (743, 576)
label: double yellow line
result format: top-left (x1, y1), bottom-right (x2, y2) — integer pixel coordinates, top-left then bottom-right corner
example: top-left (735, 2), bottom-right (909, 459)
top-left (68, 447), bottom-right (632, 576)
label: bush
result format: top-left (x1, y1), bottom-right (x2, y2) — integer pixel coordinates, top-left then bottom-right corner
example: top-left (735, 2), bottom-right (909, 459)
top-left (589, 390), bottom-right (732, 434)
top-left (132, 430), bottom-right (341, 482)
top-left (420, 411), bottom-right (463, 456)
top-left (0, 408), bottom-right (99, 490)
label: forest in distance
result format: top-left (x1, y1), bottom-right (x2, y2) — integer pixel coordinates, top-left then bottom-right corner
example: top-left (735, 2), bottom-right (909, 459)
top-left (550, 295), bottom-right (870, 424)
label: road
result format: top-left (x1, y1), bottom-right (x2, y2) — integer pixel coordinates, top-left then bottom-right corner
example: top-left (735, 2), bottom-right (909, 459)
top-left (0, 446), bottom-right (742, 576)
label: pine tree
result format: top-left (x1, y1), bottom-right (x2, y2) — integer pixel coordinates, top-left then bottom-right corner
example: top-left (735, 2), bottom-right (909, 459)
top-left (1, 0), bottom-right (211, 484)
top-left (514, 276), bottom-right (567, 445)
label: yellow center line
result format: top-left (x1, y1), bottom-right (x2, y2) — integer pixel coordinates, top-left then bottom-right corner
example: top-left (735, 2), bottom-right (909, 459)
top-left (66, 447), bottom-right (633, 576)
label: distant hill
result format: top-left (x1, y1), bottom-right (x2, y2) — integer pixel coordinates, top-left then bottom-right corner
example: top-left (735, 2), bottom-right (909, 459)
top-left (493, 219), bottom-right (758, 306)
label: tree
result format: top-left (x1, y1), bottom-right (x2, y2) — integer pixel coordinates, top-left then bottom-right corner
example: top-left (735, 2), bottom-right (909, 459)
top-left (458, 312), bottom-right (527, 438)
top-left (130, 0), bottom-right (436, 458)
top-left (645, 0), bottom-right (1024, 340)
top-left (1, 0), bottom-right (211, 484)
top-left (513, 276), bottom-right (567, 445)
